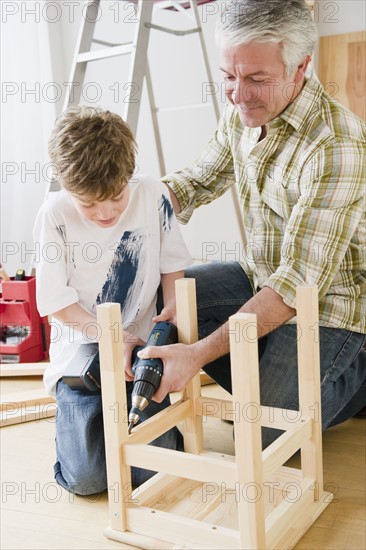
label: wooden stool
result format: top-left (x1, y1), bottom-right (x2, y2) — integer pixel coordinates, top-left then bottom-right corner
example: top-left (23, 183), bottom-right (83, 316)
top-left (96, 279), bottom-right (332, 549)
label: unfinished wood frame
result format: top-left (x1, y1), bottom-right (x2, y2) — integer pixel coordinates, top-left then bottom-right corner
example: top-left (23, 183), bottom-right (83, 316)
top-left (0, 363), bottom-right (48, 378)
top-left (96, 280), bottom-right (332, 550)
top-left (0, 389), bottom-right (56, 427)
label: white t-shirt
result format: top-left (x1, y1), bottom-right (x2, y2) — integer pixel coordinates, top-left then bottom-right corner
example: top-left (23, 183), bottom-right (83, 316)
top-left (33, 175), bottom-right (192, 395)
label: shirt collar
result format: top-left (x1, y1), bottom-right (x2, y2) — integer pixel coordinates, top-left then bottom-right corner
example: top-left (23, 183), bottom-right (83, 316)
top-left (270, 72), bottom-right (324, 134)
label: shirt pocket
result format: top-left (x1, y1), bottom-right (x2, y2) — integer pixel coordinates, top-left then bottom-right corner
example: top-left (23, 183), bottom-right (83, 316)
top-left (260, 163), bottom-right (298, 220)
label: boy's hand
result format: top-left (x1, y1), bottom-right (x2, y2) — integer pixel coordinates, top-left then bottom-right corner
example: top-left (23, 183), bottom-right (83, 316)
top-left (123, 332), bottom-right (145, 381)
top-left (152, 306), bottom-right (176, 325)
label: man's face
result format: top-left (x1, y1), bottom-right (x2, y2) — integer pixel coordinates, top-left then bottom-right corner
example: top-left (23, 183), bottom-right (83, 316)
top-left (219, 40), bottom-right (308, 128)
top-left (70, 187), bottom-right (130, 228)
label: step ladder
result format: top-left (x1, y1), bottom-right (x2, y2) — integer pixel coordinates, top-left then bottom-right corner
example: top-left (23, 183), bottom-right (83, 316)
top-left (51, 0), bottom-right (246, 245)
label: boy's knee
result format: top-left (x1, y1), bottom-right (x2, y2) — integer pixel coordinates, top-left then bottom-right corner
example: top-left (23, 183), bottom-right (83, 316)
top-left (54, 461), bottom-right (107, 496)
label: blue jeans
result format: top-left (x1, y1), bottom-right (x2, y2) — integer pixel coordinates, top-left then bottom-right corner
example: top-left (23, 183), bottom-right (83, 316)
top-left (186, 262), bottom-right (366, 448)
top-left (54, 380), bottom-right (183, 495)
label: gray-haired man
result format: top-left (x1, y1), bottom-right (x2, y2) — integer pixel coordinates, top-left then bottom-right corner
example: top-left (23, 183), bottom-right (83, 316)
top-left (140, 0), bottom-right (366, 445)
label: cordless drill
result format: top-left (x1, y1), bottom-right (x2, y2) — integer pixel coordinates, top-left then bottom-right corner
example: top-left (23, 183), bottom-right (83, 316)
top-left (128, 321), bottom-right (178, 433)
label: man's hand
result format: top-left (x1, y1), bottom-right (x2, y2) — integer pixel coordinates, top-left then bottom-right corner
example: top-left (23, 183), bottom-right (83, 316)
top-left (137, 342), bottom-right (202, 402)
top-left (123, 332), bottom-right (145, 381)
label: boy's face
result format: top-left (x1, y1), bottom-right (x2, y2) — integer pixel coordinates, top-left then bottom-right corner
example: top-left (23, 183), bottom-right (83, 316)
top-left (70, 187), bottom-right (130, 228)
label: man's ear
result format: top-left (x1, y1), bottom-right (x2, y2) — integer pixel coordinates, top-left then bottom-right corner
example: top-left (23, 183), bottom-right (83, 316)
top-left (295, 55), bottom-right (312, 83)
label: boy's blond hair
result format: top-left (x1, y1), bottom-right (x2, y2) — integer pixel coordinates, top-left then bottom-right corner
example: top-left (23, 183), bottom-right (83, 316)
top-left (48, 106), bottom-right (137, 201)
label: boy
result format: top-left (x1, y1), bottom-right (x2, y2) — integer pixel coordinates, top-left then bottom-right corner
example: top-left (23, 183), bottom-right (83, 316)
top-left (34, 106), bottom-right (192, 495)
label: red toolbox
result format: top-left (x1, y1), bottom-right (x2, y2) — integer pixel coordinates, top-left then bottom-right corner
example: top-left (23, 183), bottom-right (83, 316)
top-left (0, 276), bottom-right (50, 363)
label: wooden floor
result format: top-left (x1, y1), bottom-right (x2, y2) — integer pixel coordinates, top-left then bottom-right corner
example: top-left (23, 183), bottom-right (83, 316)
top-left (1, 375), bottom-right (365, 550)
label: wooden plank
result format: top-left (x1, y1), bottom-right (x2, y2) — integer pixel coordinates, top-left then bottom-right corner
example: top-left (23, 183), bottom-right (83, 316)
top-left (266, 479), bottom-right (314, 547)
top-left (229, 313), bottom-right (266, 550)
top-left (175, 278), bottom-right (203, 453)
top-left (263, 465), bottom-right (304, 488)
top-left (0, 363), bottom-right (48, 377)
top-left (319, 31), bottom-right (366, 120)
top-left (0, 402), bottom-right (57, 427)
top-left (200, 371), bottom-right (215, 386)
top-left (127, 399), bottom-right (190, 445)
top-left (196, 396), bottom-right (306, 430)
top-left (271, 493), bottom-right (333, 550)
top-left (105, 526), bottom-right (179, 550)
top-left (296, 286), bottom-right (324, 502)
top-left (131, 472), bottom-right (186, 508)
top-left (266, 479), bottom-right (332, 549)
top-left (97, 303), bottom-right (131, 533)
top-left (262, 419), bottom-right (312, 479)
top-left (123, 444), bottom-right (236, 485)
top-left (126, 506), bottom-right (240, 550)
top-left (0, 389), bottom-right (55, 412)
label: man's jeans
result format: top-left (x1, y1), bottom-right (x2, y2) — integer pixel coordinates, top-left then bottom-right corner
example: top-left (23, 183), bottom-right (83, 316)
top-left (54, 380), bottom-right (182, 495)
top-left (187, 262), bottom-right (366, 448)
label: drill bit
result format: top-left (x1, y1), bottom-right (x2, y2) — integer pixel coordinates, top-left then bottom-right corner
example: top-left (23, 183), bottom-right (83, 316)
top-left (128, 398), bottom-right (149, 433)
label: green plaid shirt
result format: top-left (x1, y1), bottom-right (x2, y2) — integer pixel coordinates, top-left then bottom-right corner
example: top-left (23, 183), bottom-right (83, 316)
top-left (163, 74), bottom-right (366, 334)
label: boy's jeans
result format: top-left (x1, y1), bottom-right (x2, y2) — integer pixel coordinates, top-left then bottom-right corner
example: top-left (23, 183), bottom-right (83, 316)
top-left (187, 262), bottom-right (366, 447)
top-left (54, 380), bottom-right (182, 495)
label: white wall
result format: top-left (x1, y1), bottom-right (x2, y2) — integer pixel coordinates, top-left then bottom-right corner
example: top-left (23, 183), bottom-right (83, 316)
top-left (1, 1), bottom-right (58, 276)
top-left (55, 0), bottom-right (243, 263)
top-left (316, 0), bottom-right (366, 36)
top-left (1, 1), bottom-right (365, 275)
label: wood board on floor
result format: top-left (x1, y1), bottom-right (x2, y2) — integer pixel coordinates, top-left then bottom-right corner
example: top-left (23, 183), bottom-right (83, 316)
top-left (0, 363), bottom-right (48, 377)
top-left (0, 388), bottom-right (56, 427)
top-left (0, 402), bottom-right (365, 549)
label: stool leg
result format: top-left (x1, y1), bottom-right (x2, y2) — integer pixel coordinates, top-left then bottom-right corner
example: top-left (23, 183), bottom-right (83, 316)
top-left (230, 313), bottom-right (265, 550)
top-left (97, 303), bottom-right (131, 532)
top-left (176, 278), bottom-right (203, 453)
top-left (296, 285), bottom-right (324, 502)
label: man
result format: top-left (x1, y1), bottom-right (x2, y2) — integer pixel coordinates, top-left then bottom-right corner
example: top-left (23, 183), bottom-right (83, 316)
top-left (139, 0), bottom-right (365, 444)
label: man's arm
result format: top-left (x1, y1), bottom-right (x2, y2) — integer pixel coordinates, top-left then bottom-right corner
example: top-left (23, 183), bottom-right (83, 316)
top-left (139, 286), bottom-right (295, 402)
top-left (164, 187), bottom-right (181, 215)
top-left (194, 287), bottom-right (295, 365)
top-left (161, 103), bottom-right (236, 224)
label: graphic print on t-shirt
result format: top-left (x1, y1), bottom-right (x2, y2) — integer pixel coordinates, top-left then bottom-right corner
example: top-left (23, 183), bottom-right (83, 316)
top-left (158, 194), bottom-right (173, 233)
top-left (96, 230), bottom-right (147, 321)
top-left (55, 224), bottom-right (76, 269)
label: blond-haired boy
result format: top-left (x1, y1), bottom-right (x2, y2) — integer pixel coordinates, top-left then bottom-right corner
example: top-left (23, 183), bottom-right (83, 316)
top-left (34, 106), bottom-right (192, 494)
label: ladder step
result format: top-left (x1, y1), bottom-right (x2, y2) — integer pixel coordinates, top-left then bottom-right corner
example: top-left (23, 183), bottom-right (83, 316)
top-left (145, 22), bottom-right (201, 36)
top-left (154, 103), bottom-right (212, 113)
top-left (77, 44), bottom-right (133, 64)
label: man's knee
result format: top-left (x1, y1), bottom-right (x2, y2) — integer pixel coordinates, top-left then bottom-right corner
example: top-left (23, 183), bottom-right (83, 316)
top-left (54, 460), bottom-right (107, 495)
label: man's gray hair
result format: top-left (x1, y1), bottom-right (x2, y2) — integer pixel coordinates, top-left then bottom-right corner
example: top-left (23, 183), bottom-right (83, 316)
top-left (216, 0), bottom-right (317, 75)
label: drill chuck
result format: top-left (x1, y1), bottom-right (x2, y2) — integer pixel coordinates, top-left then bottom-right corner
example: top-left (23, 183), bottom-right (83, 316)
top-left (128, 322), bottom-right (178, 432)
